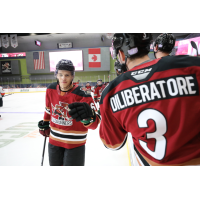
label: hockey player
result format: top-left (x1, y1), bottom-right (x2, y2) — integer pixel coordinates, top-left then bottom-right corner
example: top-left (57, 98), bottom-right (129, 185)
top-left (94, 79), bottom-right (104, 114)
top-left (73, 79), bottom-right (80, 86)
top-left (38, 59), bottom-right (100, 166)
top-left (153, 33), bottom-right (176, 59)
top-left (99, 33), bottom-right (200, 166)
top-left (102, 82), bottom-right (109, 90)
top-left (85, 82), bottom-right (92, 94)
top-left (0, 85), bottom-right (4, 107)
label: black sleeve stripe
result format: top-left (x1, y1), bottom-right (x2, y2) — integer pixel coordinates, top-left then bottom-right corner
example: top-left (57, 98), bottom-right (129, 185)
top-left (157, 55), bottom-right (200, 72)
top-left (47, 82), bottom-right (57, 90)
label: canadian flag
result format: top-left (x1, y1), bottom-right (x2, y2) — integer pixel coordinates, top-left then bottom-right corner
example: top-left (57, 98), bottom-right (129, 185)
top-left (88, 48), bottom-right (101, 68)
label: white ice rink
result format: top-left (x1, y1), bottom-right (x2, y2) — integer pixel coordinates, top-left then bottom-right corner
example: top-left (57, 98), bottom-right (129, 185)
top-left (0, 92), bottom-right (130, 166)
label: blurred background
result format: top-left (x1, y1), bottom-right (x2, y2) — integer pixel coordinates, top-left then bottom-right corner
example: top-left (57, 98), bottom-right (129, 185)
top-left (0, 33), bottom-right (199, 89)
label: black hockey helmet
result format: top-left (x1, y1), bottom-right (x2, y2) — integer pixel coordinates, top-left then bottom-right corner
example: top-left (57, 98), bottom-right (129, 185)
top-left (54, 59), bottom-right (75, 77)
top-left (110, 33), bottom-right (153, 60)
top-left (153, 33), bottom-right (176, 53)
top-left (97, 79), bottom-right (102, 86)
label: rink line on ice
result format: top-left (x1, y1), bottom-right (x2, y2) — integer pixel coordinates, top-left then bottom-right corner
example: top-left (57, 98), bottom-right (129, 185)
top-left (0, 122), bottom-right (39, 148)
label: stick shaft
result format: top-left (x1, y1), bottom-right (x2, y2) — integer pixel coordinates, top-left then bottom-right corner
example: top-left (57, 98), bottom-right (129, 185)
top-left (41, 136), bottom-right (47, 166)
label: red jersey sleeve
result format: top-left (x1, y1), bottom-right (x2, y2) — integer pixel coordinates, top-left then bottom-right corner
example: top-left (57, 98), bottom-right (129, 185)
top-left (94, 87), bottom-right (98, 100)
top-left (43, 89), bottom-right (51, 122)
top-left (99, 101), bottom-right (127, 150)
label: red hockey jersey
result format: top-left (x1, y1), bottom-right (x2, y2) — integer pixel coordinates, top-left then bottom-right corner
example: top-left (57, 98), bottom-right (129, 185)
top-left (100, 55), bottom-right (200, 166)
top-left (94, 85), bottom-right (104, 102)
top-left (73, 81), bottom-right (79, 86)
top-left (85, 86), bottom-right (91, 91)
top-left (43, 83), bottom-right (100, 149)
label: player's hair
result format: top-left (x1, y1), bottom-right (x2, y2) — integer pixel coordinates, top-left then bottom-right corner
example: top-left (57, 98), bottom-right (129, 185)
top-left (153, 33), bottom-right (176, 54)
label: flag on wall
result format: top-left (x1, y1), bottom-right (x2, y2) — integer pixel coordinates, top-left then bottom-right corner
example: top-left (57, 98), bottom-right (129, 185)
top-left (88, 48), bottom-right (101, 68)
top-left (33, 52), bottom-right (45, 70)
top-left (1, 35), bottom-right (9, 48)
top-left (10, 34), bottom-right (18, 48)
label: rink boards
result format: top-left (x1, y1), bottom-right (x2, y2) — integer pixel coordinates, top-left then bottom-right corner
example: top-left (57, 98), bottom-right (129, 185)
top-left (3, 88), bottom-right (47, 94)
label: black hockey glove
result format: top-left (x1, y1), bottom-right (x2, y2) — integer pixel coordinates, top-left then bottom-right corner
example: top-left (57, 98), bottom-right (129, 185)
top-left (68, 102), bottom-right (96, 124)
top-left (38, 120), bottom-right (50, 137)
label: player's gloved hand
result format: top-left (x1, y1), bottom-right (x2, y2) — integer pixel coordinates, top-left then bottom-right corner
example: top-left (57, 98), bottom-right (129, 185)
top-left (94, 98), bottom-right (97, 103)
top-left (38, 120), bottom-right (50, 137)
top-left (68, 102), bottom-right (96, 124)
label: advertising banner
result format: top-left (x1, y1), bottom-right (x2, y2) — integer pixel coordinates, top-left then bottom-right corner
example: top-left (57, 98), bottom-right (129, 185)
top-left (0, 52), bottom-right (26, 58)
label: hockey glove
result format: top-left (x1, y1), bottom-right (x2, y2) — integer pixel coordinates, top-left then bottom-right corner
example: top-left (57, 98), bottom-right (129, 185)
top-left (38, 120), bottom-right (50, 137)
top-left (68, 102), bottom-right (96, 124)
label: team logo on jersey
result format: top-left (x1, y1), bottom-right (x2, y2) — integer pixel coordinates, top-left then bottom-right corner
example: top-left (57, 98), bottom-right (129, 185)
top-left (131, 68), bottom-right (152, 80)
top-left (51, 101), bottom-right (73, 126)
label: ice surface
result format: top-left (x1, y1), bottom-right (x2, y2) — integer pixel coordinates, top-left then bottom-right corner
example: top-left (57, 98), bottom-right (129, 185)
top-left (0, 92), bottom-right (129, 166)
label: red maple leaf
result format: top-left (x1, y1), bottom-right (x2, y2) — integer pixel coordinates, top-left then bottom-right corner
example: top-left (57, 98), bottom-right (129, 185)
top-left (92, 55), bottom-right (97, 62)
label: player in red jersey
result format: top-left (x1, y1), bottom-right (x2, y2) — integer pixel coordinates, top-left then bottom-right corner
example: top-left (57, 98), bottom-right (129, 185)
top-left (153, 33), bottom-right (176, 59)
top-left (85, 82), bottom-right (92, 94)
top-left (38, 59), bottom-right (100, 166)
top-left (99, 33), bottom-right (200, 166)
top-left (73, 79), bottom-right (80, 86)
top-left (94, 79), bottom-right (104, 114)
top-left (102, 82), bottom-right (109, 91)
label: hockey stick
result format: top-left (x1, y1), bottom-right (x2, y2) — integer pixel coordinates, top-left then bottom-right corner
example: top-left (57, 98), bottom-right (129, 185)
top-left (41, 136), bottom-right (47, 166)
top-left (191, 41), bottom-right (198, 57)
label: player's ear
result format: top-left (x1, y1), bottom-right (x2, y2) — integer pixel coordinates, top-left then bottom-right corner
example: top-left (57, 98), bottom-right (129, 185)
top-left (119, 50), bottom-right (126, 62)
top-left (154, 44), bottom-right (158, 52)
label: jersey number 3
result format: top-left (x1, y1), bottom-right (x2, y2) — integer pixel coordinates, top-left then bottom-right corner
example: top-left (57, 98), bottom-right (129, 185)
top-left (138, 109), bottom-right (167, 160)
